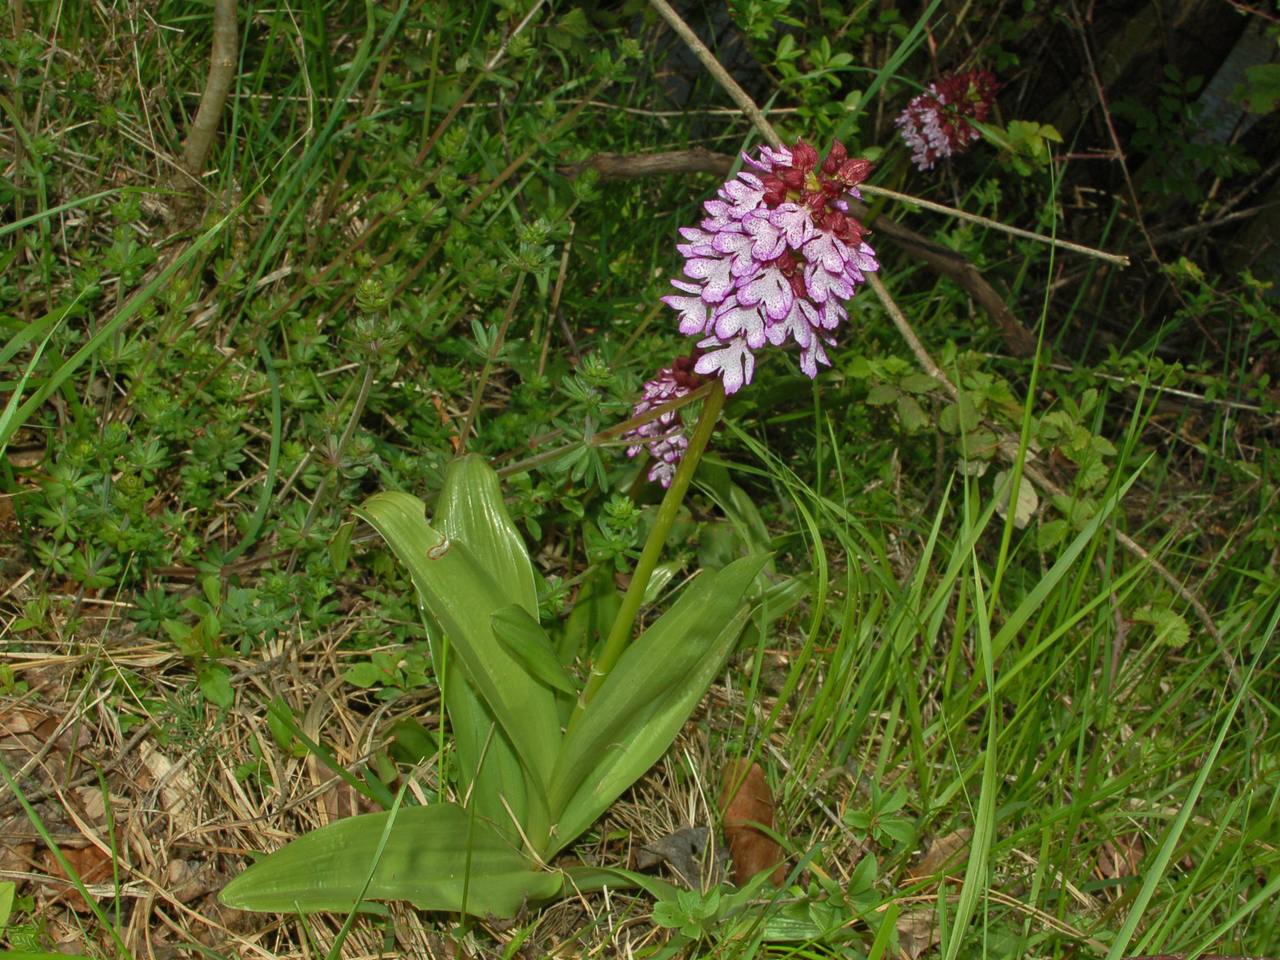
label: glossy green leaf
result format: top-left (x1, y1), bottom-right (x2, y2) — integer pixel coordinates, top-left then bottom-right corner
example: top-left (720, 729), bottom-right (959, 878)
top-left (219, 803), bottom-right (560, 917)
top-left (556, 565), bottom-right (620, 665)
top-left (641, 561), bottom-right (680, 605)
top-left (547, 554), bottom-right (768, 852)
top-left (358, 486), bottom-right (560, 847)
top-left (434, 455), bottom-right (538, 617)
top-left (492, 605), bottom-right (579, 696)
top-left (442, 679), bottom-right (534, 844)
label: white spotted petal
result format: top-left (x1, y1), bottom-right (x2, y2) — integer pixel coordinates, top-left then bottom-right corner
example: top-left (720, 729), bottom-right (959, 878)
top-left (695, 336), bottom-right (755, 394)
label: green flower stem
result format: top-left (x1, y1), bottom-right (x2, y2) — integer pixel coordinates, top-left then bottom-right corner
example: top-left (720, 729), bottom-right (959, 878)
top-left (573, 378), bottom-right (727, 716)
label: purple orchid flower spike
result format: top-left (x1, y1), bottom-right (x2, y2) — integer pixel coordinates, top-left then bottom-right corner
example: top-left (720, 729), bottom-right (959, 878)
top-left (896, 68), bottom-right (999, 171)
top-left (660, 139), bottom-right (879, 395)
top-left (622, 355), bottom-right (704, 487)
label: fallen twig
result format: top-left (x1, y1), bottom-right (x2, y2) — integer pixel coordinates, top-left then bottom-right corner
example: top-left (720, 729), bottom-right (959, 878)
top-left (556, 147), bottom-right (735, 180)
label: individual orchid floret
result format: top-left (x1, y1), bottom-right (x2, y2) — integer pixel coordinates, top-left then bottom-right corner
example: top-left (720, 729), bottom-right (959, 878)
top-left (623, 355), bottom-right (703, 487)
top-left (662, 138), bottom-right (879, 395)
top-left (895, 68), bottom-right (999, 171)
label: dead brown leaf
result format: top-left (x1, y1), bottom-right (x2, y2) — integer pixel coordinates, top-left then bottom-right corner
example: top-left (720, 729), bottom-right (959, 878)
top-left (41, 844), bottom-right (113, 913)
top-left (635, 825), bottom-right (718, 888)
top-left (1098, 833), bottom-right (1145, 881)
top-left (139, 739), bottom-right (199, 835)
top-left (0, 838), bottom-right (36, 876)
top-left (166, 857), bottom-right (216, 902)
top-left (907, 827), bottom-right (972, 884)
top-left (720, 759), bottom-right (785, 886)
top-left (896, 907), bottom-right (939, 960)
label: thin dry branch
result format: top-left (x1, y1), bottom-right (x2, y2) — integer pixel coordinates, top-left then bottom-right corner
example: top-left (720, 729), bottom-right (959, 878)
top-left (859, 183), bottom-right (1130, 267)
top-left (869, 273), bottom-right (1240, 688)
top-left (852, 197), bottom-right (1039, 357)
top-left (557, 148), bottom-right (1038, 358)
top-left (178, 0), bottom-right (237, 185)
top-left (647, 0), bottom-right (783, 149)
top-left (557, 147), bottom-right (734, 180)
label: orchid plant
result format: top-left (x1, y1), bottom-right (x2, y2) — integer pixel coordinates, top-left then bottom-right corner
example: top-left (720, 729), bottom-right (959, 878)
top-left (895, 68), bottom-right (1000, 170)
top-left (220, 138), bottom-right (881, 919)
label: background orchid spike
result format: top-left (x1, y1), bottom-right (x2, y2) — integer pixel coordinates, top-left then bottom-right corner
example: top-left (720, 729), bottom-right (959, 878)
top-left (663, 139), bottom-right (879, 394)
top-left (895, 68), bottom-right (1000, 171)
top-left (623, 355), bottom-right (703, 487)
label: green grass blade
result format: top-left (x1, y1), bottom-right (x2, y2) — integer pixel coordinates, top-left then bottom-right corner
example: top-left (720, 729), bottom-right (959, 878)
top-left (940, 560), bottom-right (999, 960)
top-left (0, 754), bottom-right (133, 959)
top-left (267, 700), bottom-right (395, 810)
top-left (222, 338), bottom-right (282, 561)
top-left (0, 323), bottom-right (57, 459)
top-left (0, 187), bottom-right (123, 240)
top-left (1103, 638), bottom-right (1265, 959)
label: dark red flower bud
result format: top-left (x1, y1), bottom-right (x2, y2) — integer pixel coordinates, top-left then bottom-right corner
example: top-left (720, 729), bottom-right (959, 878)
top-left (780, 167), bottom-right (805, 190)
top-left (791, 140), bottom-right (819, 172)
top-left (836, 158), bottom-right (873, 186)
top-left (822, 140), bottom-right (847, 174)
top-left (762, 175), bottom-right (788, 207)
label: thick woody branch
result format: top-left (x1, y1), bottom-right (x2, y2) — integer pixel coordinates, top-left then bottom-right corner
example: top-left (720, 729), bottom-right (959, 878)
top-left (180, 0), bottom-right (237, 184)
top-left (557, 148), bottom-right (735, 180)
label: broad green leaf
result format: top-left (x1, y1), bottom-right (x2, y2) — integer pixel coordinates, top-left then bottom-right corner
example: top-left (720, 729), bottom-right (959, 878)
top-left (1133, 605), bottom-right (1190, 648)
top-left (387, 718), bottom-right (437, 765)
top-left (358, 490), bottom-right (560, 847)
top-left (547, 555), bottom-right (768, 852)
top-left (757, 575), bottom-right (810, 627)
top-left (563, 864), bottom-right (678, 900)
top-left (725, 483), bottom-right (773, 557)
top-left (641, 562), bottom-right (680, 605)
top-left (219, 803), bottom-right (560, 917)
top-left (491, 605), bottom-right (579, 696)
top-left (1036, 518), bottom-right (1070, 551)
top-left (433, 455), bottom-right (538, 616)
top-left (898, 372), bottom-right (938, 394)
top-left (197, 662), bottom-right (233, 709)
top-left (556, 565), bottom-right (621, 665)
top-left (897, 395), bottom-right (929, 433)
top-left (1239, 63), bottom-right (1280, 113)
top-left (439, 678), bottom-right (533, 844)
top-left (427, 455), bottom-right (552, 830)
top-left (865, 383), bottom-right (898, 406)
